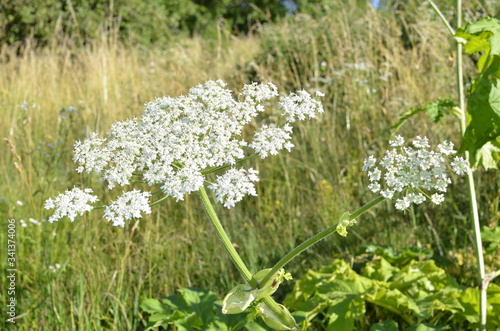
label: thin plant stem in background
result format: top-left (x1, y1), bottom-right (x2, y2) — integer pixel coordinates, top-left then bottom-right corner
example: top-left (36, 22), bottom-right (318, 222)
top-left (427, 0), bottom-right (487, 329)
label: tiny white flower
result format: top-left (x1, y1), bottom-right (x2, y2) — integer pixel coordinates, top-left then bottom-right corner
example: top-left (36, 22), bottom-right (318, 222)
top-left (451, 156), bottom-right (469, 175)
top-left (412, 136), bottom-right (430, 149)
top-left (16, 200), bottom-right (23, 206)
top-left (395, 197), bottom-right (411, 210)
top-left (438, 141), bottom-right (456, 155)
top-left (389, 135), bottom-right (405, 147)
top-left (431, 193), bottom-right (445, 205)
top-left (368, 182), bottom-right (381, 193)
top-left (362, 155), bottom-right (377, 171)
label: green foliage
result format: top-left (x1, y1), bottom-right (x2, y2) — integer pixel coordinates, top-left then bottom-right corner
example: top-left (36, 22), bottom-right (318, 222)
top-left (481, 226), bottom-right (500, 254)
top-left (0, 0), bottom-right (290, 47)
top-left (140, 287), bottom-right (261, 330)
top-left (392, 99), bottom-right (459, 131)
top-left (455, 17), bottom-right (500, 169)
top-left (284, 257), bottom-right (500, 330)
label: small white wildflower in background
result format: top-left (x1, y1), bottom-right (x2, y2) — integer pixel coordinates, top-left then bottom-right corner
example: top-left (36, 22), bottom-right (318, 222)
top-left (44, 188), bottom-right (98, 223)
top-left (104, 190), bottom-right (152, 227)
top-left (16, 200), bottom-right (23, 206)
top-left (49, 263), bottom-right (61, 273)
top-left (29, 218), bottom-right (41, 226)
top-left (19, 219), bottom-right (27, 227)
top-left (363, 136), bottom-right (468, 210)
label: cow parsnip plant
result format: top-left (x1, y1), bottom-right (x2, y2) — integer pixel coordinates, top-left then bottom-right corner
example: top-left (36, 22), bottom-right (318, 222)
top-left (45, 78), bottom-right (472, 329)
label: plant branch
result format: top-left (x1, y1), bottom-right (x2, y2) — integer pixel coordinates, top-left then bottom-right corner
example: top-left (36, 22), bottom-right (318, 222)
top-left (260, 196), bottom-right (386, 287)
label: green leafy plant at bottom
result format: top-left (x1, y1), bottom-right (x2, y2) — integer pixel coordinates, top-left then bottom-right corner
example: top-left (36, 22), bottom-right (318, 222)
top-left (139, 251), bottom-right (500, 330)
top-left (140, 287), bottom-right (269, 330)
top-left (284, 257), bottom-right (500, 330)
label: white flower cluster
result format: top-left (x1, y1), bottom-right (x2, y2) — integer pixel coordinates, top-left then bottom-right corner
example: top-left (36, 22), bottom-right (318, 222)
top-left (44, 188), bottom-right (98, 223)
top-left (45, 80), bottom-right (324, 225)
top-left (103, 190), bottom-right (152, 227)
top-left (363, 136), bottom-right (469, 210)
top-left (208, 168), bottom-right (259, 208)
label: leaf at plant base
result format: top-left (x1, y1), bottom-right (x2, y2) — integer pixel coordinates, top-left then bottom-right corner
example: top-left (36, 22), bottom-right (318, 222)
top-left (404, 323), bottom-right (451, 331)
top-left (363, 257), bottom-right (400, 282)
top-left (148, 310), bottom-right (185, 323)
top-left (370, 320), bottom-right (399, 331)
top-left (390, 260), bottom-right (459, 293)
top-left (365, 286), bottom-right (420, 321)
top-left (392, 99), bottom-right (457, 131)
top-left (325, 294), bottom-right (365, 331)
top-left (222, 284), bottom-right (255, 314)
top-left (416, 293), bottom-right (464, 320)
top-left (453, 287), bottom-right (479, 323)
top-left (257, 303), bottom-right (298, 330)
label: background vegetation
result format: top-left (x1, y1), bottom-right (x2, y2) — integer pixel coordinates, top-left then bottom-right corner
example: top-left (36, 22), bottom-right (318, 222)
top-left (1, 0), bottom-right (499, 329)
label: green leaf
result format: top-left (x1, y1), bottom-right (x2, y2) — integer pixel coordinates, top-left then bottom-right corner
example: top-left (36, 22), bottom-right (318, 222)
top-left (458, 18), bottom-right (500, 56)
top-left (365, 286), bottom-right (420, 322)
top-left (475, 140), bottom-right (500, 170)
top-left (325, 295), bottom-right (365, 331)
top-left (140, 298), bottom-right (167, 313)
top-left (363, 257), bottom-right (400, 282)
top-left (461, 72), bottom-right (500, 169)
top-left (370, 320), bottom-right (399, 331)
top-left (392, 99), bottom-right (458, 131)
top-left (404, 323), bottom-right (451, 331)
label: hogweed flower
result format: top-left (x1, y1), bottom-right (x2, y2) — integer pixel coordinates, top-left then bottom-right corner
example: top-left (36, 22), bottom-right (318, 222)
top-left (363, 135), bottom-right (469, 210)
top-left (44, 188), bottom-right (98, 223)
top-left (45, 80), bottom-right (324, 225)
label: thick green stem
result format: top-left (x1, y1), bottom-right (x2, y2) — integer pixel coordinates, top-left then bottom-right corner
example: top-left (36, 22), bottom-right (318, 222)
top-left (260, 196), bottom-right (385, 287)
top-left (454, 1), bottom-right (487, 329)
top-left (197, 186), bottom-right (297, 330)
top-left (198, 186), bottom-right (255, 284)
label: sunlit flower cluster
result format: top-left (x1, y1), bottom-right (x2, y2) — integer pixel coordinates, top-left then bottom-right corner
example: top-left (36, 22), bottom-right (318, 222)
top-left (363, 136), bottom-right (468, 210)
top-left (45, 80), bottom-right (324, 225)
top-left (45, 188), bottom-right (98, 223)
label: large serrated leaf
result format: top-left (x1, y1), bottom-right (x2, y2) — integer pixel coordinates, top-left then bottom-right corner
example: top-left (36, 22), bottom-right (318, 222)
top-left (459, 17), bottom-right (500, 56)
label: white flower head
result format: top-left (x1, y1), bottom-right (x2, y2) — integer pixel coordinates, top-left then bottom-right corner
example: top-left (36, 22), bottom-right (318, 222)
top-left (44, 188), bottom-right (98, 223)
top-left (363, 137), bottom-right (468, 210)
top-left (208, 168), bottom-right (259, 208)
top-left (250, 124), bottom-right (294, 159)
top-left (46, 80), bottom-right (324, 224)
top-left (103, 190), bottom-right (151, 227)
top-left (279, 90), bottom-right (324, 123)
